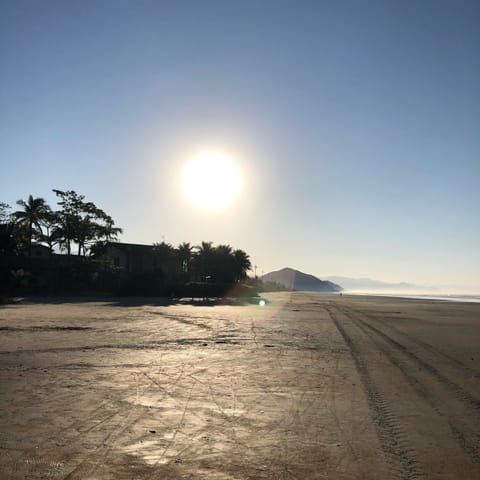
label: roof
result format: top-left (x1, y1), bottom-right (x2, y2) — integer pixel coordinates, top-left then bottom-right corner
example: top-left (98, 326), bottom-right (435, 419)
top-left (31, 244), bottom-right (51, 250)
top-left (106, 242), bottom-right (154, 252)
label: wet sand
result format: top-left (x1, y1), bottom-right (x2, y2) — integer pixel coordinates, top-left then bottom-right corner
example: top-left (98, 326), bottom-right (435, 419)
top-left (0, 293), bottom-right (479, 479)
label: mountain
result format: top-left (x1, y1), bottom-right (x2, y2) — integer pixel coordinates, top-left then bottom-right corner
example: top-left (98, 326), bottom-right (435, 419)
top-left (324, 276), bottom-right (420, 291)
top-left (263, 268), bottom-right (342, 292)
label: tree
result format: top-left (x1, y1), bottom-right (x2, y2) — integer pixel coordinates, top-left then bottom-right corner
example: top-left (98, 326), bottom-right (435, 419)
top-left (233, 249), bottom-right (251, 281)
top-left (190, 242), bottom-right (251, 283)
top-left (52, 190), bottom-right (83, 255)
top-left (152, 242), bottom-right (176, 278)
top-left (194, 241), bottom-right (215, 280)
top-left (0, 203), bottom-right (18, 255)
top-left (97, 215), bottom-right (123, 242)
top-left (14, 195), bottom-right (50, 256)
top-left (0, 202), bottom-right (11, 224)
top-left (37, 208), bottom-right (62, 253)
top-left (89, 215), bottom-right (123, 258)
top-left (214, 244), bottom-right (235, 282)
top-left (177, 242), bottom-right (193, 275)
top-left (53, 189), bottom-right (122, 255)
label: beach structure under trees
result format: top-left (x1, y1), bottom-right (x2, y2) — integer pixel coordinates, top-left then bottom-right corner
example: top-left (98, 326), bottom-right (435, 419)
top-left (1, 190), bottom-right (255, 298)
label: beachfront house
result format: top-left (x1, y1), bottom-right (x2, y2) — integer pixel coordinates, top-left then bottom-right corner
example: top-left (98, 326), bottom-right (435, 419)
top-left (100, 242), bottom-right (156, 273)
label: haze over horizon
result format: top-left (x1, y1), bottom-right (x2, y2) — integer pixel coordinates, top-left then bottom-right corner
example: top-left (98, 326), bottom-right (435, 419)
top-left (1, 0), bottom-right (479, 291)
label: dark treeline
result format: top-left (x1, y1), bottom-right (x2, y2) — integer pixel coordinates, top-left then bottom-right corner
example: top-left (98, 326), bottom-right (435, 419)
top-left (0, 190), bottom-right (122, 257)
top-left (111, 241), bottom-right (253, 298)
top-left (0, 190), bottom-right (263, 299)
top-left (154, 241), bottom-right (252, 284)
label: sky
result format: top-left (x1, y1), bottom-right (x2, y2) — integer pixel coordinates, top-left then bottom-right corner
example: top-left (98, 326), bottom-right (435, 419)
top-left (1, 0), bottom-right (479, 291)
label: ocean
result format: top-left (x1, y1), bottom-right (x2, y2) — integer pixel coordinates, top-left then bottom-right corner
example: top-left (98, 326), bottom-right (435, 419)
top-left (345, 292), bottom-right (480, 303)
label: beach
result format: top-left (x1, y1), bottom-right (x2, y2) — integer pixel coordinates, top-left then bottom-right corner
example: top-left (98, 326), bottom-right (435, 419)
top-left (0, 292), bottom-right (479, 479)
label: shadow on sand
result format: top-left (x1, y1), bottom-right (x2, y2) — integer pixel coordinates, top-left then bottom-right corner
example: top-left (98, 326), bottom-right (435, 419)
top-left (8, 296), bottom-right (267, 307)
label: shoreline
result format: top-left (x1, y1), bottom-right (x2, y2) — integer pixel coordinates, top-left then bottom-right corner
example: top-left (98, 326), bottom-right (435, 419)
top-left (343, 291), bottom-right (480, 303)
top-left (4, 292), bottom-right (480, 306)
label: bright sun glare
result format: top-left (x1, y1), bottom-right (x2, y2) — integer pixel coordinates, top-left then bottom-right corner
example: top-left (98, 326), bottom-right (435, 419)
top-left (182, 152), bottom-right (241, 210)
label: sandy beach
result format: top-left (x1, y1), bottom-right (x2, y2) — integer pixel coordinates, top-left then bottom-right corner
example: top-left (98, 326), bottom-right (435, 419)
top-left (0, 292), bottom-right (479, 479)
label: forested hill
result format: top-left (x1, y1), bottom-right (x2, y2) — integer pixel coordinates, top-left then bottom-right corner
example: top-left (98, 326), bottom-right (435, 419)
top-left (263, 268), bottom-right (342, 292)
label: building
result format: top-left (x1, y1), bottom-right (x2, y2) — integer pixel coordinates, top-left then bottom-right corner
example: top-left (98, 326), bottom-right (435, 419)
top-left (30, 244), bottom-right (52, 260)
top-left (101, 242), bottom-right (157, 273)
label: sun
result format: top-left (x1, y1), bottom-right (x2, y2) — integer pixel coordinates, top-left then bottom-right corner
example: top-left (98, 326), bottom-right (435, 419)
top-left (182, 151), bottom-right (242, 210)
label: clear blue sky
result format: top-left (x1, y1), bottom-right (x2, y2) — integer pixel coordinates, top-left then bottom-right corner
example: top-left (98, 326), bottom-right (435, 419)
top-left (1, 0), bottom-right (479, 290)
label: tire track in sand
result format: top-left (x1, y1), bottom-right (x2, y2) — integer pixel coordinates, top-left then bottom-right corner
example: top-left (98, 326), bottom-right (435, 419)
top-left (339, 307), bottom-right (480, 465)
top-left (326, 306), bottom-right (423, 480)
top-left (356, 309), bottom-right (480, 381)
top-left (62, 369), bottom-right (186, 479)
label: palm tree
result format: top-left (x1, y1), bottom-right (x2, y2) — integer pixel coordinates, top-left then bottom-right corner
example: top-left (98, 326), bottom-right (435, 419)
top-left (14, 195), bottom-right (50, 256)
top-left (216, 244), bottom-right (233, 256)
top-left (52, 218), bottom-right (72, 255)
top-left (99, 216), bottom-right (123, 242)
top-left (214, 244), bottom-right (235, 282)
top-left (153, 242), bottom-right (176, 277)
top-left (177, 242), bottom-right (192, 275)
top-left (233, 249), bottom-right (251, 281)
top-left (38, 209), bottom-right (61, 253)
top-left (195, 241), bottom-right (214, 280)
top-left (75, 215), bottom-right (95, 255)
top-left (89, 216), bottom-right (123, 258)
